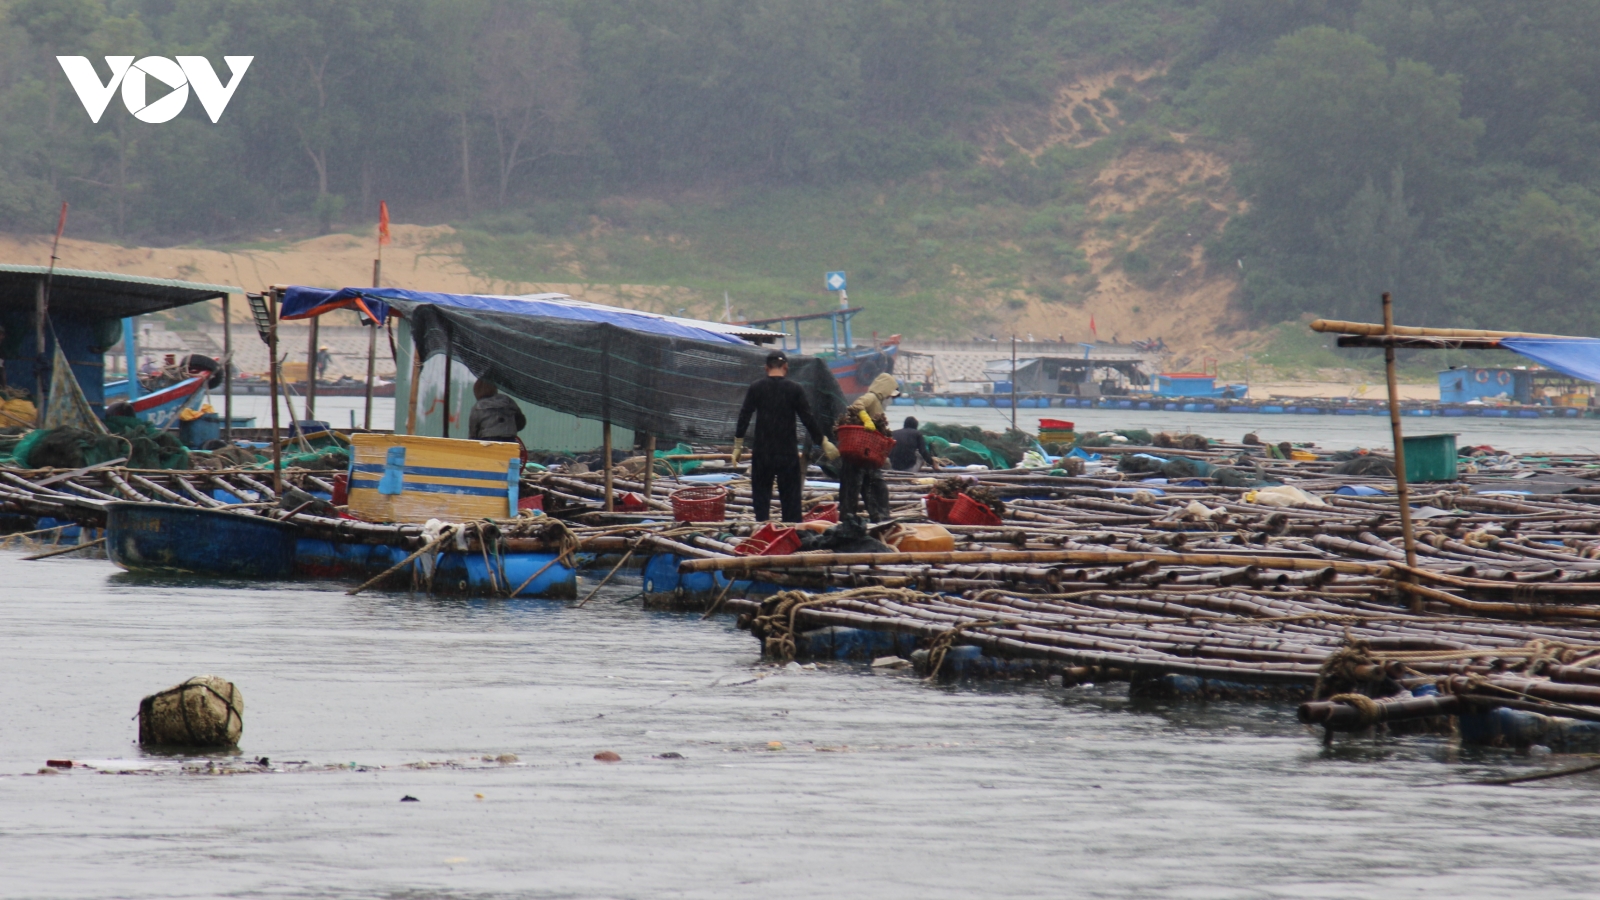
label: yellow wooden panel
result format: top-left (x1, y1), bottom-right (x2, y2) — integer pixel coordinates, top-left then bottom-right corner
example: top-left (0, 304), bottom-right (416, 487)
top-left (347, 433), bottom-right (520, 524)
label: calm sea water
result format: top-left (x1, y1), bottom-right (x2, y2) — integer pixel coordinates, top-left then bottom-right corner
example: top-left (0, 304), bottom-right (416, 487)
top-left (227, 395), bottom-right (1600, 456)
top-left (4, 556), bottom-right (1600, 899)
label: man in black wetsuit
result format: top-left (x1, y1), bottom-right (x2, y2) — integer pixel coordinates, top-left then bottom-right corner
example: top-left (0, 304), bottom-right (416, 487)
top-left (734, 351), bottom-right (831, 522)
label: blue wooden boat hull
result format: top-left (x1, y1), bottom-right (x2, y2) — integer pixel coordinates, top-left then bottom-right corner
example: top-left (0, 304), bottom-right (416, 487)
top-left (106, 502), bottom-right (298, 578)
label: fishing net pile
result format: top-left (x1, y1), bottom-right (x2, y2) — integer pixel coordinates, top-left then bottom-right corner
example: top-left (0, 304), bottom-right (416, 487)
top-left (5, 416), bottom-right (190, 470)
top-left (918, 423), bottom-right (1029, 469)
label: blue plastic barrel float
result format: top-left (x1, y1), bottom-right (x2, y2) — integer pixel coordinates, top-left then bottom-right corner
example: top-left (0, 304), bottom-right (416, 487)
top-left (295, 537), bottom-right (576, 598)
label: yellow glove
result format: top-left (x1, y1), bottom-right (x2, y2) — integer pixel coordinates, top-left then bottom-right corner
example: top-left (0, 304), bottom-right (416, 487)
top-left (822, 438), bottom-right (840, 461)
top-left (731, 438), bottom-right (743, 465)
top-left (857, 409), bottom-right (876, 431)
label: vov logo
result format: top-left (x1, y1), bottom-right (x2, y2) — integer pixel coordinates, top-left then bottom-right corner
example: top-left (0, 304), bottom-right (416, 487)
top-left (57, 56), bottom-right (253, 124)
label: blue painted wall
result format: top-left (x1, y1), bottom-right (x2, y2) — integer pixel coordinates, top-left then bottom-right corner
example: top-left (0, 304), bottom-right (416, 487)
top-left (1438, 368), bottom-right (1532, 403)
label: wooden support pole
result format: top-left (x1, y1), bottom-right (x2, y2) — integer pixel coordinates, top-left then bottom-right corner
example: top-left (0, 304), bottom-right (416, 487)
top-left (222, 294), bottom-right (233, 441)
top-left (603, 421), bottom-right (614, 512)
top-left (268, 292), bottom-right (282, 496)
top-left (1382, 293), bottom-right (1418, 567)
top-left (34, 277), bottom-right (46, 420)
top-left (642, 433), bottom-right (656, 501)
top-left (1010, 335), bottom-right (1019, 432)
top-left (441, 337), bottom-right (453, 439)
top-left (1382, 292), bottom-right (1420, 611)
top-left (306, 313), bottom-right (319, 421)
top-left (365, 257), bottom-right (379, 430)
top-left (404, 329), bottom-right (422, 436)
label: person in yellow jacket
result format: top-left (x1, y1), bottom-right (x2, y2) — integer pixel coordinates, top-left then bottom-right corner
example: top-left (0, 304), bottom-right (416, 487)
top-left (835, 372), bottom-right (900, 521)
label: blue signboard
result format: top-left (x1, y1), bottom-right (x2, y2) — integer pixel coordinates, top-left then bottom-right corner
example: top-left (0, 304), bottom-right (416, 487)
top-left (825, 271), bottom-right (847, 292)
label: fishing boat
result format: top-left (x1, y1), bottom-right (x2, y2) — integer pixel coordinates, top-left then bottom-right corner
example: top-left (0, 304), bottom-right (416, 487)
top-left (106, 501), bottom-right (298, 578)
top-left (103, 374), bottom-right (210, 430)
top-left (743, 307), bottom-right (898, 395)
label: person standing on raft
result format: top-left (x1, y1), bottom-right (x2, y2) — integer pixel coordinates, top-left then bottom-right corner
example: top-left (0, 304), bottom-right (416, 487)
top-left (837, 372), bottom-right (901, 522)
top-left (469, 378), bottom-right (529, 462)
top-left (735, 350), bottom-right (831, 522)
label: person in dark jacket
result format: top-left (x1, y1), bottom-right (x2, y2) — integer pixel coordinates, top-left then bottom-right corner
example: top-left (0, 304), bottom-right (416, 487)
top-left (735, 351), bottom-right (831, 522)
top-left (889, 416), bottom-right (940, 472)
top-left (469, 378), bottom-right (526, 442)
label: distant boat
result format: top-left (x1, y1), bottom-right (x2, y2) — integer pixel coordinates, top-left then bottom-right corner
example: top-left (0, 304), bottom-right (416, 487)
top-left (742, 307), bottom-right (898, 395)
top-left (103, 375), bottom-right (209, 430)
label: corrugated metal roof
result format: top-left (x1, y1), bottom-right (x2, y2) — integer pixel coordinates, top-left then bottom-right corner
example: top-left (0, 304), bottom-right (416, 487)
top-left (0, 265), bottom-right (239, 319)
top-left (0, 265), bottom-right (240, 295)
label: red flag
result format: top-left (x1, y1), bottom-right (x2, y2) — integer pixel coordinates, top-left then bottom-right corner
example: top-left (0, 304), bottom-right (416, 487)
top-left (378, 201), bottom-right (391, 246)
top-left (1089, 314), bottom-right (1097, 339)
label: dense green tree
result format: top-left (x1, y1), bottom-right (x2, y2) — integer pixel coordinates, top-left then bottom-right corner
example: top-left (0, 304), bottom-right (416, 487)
top-left (0, 0), bottom-right (1598, 338)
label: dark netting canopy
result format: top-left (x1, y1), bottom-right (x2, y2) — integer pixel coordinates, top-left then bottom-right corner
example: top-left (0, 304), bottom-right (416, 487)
top-left (402, 301), bottom-right (845, 444)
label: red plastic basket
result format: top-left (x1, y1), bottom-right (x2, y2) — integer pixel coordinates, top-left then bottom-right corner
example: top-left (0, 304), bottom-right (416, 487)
top-left (836, 424), bottom-right (896, 467)
top-left (924, 493), bottom-right (956, 524)
top-left (948, 492), bottom-right (1003, 526)
top-left (735, 522), bottom-right (802, 556)
top-left (803, 502), bottom-right (839, 523)
top-left (670, 484), bottom-right (728, 522)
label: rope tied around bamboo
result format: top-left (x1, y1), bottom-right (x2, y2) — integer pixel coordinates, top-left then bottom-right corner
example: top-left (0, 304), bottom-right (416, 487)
top-left (924, 619), bottom-right (1006, 681)
top-left (1311, 637), bottom-right (1393, 700)
top-left (1325, 692), bottom-right (1383, 729)
top-left (752, 591), bottom-right (836, 662)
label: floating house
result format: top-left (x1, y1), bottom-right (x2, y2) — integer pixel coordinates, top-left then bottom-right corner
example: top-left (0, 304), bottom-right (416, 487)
top-left (1150, 372), bottom-right (1249, 399)
top-left (276, 286), bottom-right (843, 453)
top-left (982, 350), bottom-right (1152, 396)
top-left (0, 265), bottom-right (239, 419)
top-left (1438, 366), bottom-right (1600, 407)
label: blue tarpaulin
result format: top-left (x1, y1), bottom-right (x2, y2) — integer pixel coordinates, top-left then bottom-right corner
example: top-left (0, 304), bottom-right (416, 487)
top-left (278, 286), bottom-right (747, 344)
top-left (1499, 337), bottom-right (1600, 385)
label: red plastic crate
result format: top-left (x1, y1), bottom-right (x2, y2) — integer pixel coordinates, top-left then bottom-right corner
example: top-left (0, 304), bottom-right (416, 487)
top-left (670, 485), bottom-right (727, 522)
top-left (803, 502), bottom-right (839, 523)
top-left (836, 425), bottom-right (896, 467)
top-left (924, 493), bottom-right (956, 523)
top-left (735, 522), bottom-right (802, 556)
top-left (948, 492), bottom-right (1003, 526)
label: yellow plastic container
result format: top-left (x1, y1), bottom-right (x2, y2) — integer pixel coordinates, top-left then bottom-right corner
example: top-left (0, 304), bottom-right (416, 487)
top-left (347, 433), bottom-right (521, 523)
top-left (891, 523), bottom-right (957, 553)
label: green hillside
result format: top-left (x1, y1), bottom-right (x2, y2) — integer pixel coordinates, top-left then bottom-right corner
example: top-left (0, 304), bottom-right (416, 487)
top-left (7, 0), bottom-right (1600, 341)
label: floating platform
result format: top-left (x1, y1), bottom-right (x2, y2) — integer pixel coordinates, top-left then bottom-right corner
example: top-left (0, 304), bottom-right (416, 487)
top-left (897, 392), bottom-right (1591, 418)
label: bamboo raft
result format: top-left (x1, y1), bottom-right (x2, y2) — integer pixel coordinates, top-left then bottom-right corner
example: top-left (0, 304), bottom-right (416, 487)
top-left (12, 437), bottom-right (1600, 747)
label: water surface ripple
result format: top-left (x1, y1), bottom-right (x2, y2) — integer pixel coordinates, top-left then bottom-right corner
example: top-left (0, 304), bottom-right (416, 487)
top-left (3, 557), bottom-right (1598, 899)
